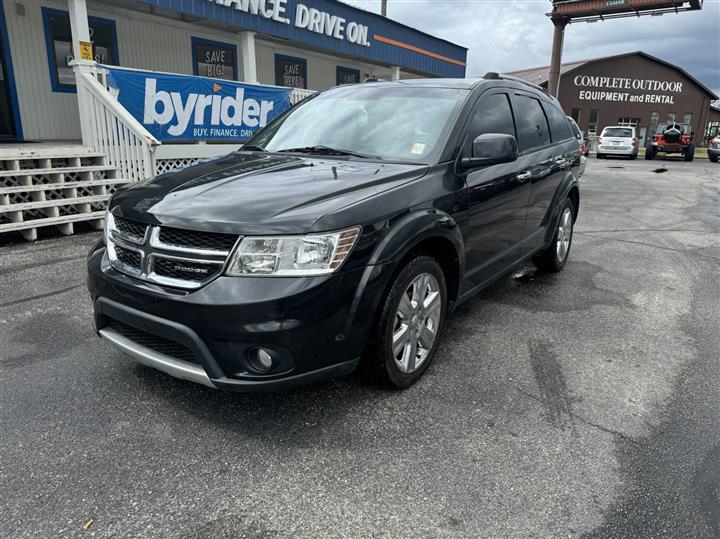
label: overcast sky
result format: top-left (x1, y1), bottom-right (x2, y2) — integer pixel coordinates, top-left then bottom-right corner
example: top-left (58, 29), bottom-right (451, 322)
top-left (342, 0), bottom-right (720, 98)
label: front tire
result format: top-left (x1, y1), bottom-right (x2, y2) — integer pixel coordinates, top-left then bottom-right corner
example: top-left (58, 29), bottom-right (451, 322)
top-left (532, 199), bottom-right (575, 273)
top-left (710, 154), bottom-right (719, 163)
top-left (374, 256), bottom-right (447, 389)
top-left (596, 153), bottom-right (604, 159)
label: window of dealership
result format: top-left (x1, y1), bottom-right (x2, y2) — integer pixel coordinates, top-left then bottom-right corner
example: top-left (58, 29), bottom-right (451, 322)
top-left (509, 51), bottom-right (718, 145)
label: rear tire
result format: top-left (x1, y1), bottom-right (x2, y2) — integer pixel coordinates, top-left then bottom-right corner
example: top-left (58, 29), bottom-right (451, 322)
top-left (645, 146), bottom-right (656, 160)
top-left (373, 256), bottom-right (447, 389)
top-left (533, 198), bottom-right (575, 273)
top-left (684, 144), bottom-right (695, 162)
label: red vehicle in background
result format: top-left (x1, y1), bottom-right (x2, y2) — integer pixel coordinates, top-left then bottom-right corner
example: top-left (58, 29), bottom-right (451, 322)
top-left (645, 122), bottom-right (695, 161)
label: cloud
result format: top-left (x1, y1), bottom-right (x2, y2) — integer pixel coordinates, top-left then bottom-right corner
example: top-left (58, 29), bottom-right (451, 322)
top-left (341, 0), bottom-right (720, 96)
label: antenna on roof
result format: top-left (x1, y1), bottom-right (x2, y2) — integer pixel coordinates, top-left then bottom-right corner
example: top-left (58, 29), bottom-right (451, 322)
top-left (483, 72), bottom-right (500, 80)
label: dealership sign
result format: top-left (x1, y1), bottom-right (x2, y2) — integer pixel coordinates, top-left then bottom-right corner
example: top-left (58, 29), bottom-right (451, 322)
top-left (207, 0), bottom-right (370, 46)
top-left (105, 66), bottom-right (292, 141)
top-left (573, 75), bottom-right (684, 104)
top-left (139, 0), bottom-right (467, 78)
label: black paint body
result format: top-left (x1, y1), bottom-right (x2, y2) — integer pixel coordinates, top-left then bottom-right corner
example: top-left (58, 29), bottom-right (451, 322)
top-left (87, 78), bottom-right (581, 390)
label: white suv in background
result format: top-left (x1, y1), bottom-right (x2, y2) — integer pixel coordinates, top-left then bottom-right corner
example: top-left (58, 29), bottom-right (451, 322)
top-left (597, 126), bottom-right (639, 160)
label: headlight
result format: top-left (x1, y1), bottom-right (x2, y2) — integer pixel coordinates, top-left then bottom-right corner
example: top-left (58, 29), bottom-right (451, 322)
top-left (225, 227), bottom-right (361, 276)
top-left (103, 209), bottom-right (113, 245)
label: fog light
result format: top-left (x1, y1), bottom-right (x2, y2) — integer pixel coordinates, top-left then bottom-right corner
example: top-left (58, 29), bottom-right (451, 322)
top-left (248, 348), bottom-right (274, 372)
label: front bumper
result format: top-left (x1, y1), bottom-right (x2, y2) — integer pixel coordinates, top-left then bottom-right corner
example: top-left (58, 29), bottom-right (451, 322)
top-left (653, 145), bottom-right (687, 153)
top-left (88, 244), bottom-right (389, 391)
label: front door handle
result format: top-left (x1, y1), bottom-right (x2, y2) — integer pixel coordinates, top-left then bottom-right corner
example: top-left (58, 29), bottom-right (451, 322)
top-left (517, 171), bottom-right (532, 182)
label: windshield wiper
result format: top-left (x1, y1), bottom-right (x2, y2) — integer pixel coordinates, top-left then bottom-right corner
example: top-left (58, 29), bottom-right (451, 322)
top-left (277, 145), bottom-right (381, 160)
top-left (239, 144), bottom-right (266, 152)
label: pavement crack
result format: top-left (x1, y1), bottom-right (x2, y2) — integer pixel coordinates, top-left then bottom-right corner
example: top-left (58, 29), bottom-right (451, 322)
top-left (576, 232), bottom-right (720, 261)
top-left (511, 384), bottom-right (639, 445)
top-left (0, 283), bottom-right (85, 308)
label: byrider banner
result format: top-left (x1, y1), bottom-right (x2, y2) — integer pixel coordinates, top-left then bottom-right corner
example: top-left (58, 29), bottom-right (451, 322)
top-left (104, 66), bottom-right (292, 142)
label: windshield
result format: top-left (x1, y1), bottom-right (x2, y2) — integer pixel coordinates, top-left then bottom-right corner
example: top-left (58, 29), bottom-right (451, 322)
top-left (603, 128), bottom-right (633, 138)
top-left (250, 85), bottom-right (469, 162)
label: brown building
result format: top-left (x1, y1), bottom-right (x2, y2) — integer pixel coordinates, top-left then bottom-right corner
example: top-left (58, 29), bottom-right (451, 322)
top-left (508, 51), bottom-right (718, 146)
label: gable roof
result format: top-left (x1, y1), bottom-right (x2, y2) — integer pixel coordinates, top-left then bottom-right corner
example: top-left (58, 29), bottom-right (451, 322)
top-left (506, 51), bottom-right (718, 100)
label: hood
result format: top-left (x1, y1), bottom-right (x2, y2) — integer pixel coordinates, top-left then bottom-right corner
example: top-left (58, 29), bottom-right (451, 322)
top-left (111, 152), bottom-right (428, 235)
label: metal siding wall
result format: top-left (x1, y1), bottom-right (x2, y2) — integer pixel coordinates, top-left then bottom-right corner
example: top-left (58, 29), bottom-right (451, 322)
top-left (256, 38), bottom-right (413, 90)
top-left (4, 0), bottom-right (81, 141)
top-left (112, 11), bottom-right (246, 77)
top-left (143, 0), bottom-right (467, 77)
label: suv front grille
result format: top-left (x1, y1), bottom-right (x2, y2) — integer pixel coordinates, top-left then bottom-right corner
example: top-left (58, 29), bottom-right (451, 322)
top-left (109, 321), bottom-right (198, 364)
top-left (153, 258), bottom-right (222, 282)
top-left (114, 216), bottom-right (148, 243)
top-left (115, 245), bottom-right (141, 269)
top-left (106, 213), bottom-right (238, 289)
top-left (159, 226), bottom-right (237, 252)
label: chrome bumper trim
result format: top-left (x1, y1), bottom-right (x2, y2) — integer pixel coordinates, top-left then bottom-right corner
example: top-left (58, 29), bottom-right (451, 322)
top-left (99, 327), bottom-right (215, 388)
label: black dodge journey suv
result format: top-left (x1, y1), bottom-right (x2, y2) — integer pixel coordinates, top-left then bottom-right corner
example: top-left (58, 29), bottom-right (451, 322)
top-left (87, 74), bottom-right (581, 391)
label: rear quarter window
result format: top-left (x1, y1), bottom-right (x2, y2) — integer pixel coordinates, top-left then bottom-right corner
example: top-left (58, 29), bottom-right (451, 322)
top-left (542, 102), bottom-right (573, 142)
top-left (513, 95), bottom-right (551, 152)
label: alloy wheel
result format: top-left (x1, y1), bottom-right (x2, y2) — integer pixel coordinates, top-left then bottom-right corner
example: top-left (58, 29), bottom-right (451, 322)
top-left (556, 207), bottom-right (573, 262)
top-left (392, 273), bottom-right (442, 373)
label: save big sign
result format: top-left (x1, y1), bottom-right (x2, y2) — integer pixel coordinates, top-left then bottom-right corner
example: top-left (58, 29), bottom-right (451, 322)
top-left (104, 66), bottom-right (292, 142)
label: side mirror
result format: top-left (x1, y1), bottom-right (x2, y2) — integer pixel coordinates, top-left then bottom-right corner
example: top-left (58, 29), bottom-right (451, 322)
top-left (461, 133), bottom-right (518, 170)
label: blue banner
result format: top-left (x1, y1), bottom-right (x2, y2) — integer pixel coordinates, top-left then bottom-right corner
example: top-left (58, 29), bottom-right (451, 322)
top-left (104, 66), bottom-right (292, 142)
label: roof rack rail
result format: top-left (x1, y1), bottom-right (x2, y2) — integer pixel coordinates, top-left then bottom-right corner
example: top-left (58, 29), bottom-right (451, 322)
top-left (482, 72), bottom-right (550, 95)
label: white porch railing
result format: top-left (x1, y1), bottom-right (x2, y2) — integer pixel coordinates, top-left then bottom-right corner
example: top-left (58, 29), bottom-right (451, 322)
top-left (76, 63), bottom-right (316, 182)
top-left (77, 70), bottom-right (159, 182)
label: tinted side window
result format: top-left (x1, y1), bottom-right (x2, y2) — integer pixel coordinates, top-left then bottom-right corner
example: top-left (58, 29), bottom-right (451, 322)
top-left (469, 93), bottom-right (516, 140)
top-left (514, 95), bottom-right (550, 151)
top-left (543, 102), bottom-right (573, 142)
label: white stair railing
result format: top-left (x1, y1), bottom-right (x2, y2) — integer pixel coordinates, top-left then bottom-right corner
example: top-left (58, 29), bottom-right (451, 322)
top-left (77, 71), bottom-right (160, 182)
top-left (76, 64), bottom-right (316, 182)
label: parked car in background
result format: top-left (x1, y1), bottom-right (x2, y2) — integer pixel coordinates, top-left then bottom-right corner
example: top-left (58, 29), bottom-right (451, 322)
top-left (567, 116), bottom-right (587, 176)
top-left (707, 137), bottom-right (719, 163)
top-left (87, 75), bottom-right (580, 391)
top-left (567, 117), bottom-right (589, 157)
top-left (646, 122), bottom-right (695, 161)
top-left (597, 126), bottom-right (639, 159)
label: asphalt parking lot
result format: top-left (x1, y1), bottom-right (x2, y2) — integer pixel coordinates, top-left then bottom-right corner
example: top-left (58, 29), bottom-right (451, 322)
top-left (1, 158), bottom-right (719, 538)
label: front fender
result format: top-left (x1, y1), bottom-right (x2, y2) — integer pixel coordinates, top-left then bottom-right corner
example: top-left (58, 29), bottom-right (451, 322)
top-left (368, 209), bottom-right (465, 267)
top-left (342, 209), bottom-right (465, 345)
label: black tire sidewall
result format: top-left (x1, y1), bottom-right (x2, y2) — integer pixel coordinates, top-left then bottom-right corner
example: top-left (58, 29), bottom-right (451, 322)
top-left (376, 256), bottom-right (447, 389)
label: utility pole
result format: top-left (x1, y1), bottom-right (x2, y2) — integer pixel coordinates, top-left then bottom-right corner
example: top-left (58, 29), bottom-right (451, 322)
top-left (547, 17), bottom-right (568, 97)
top-left (381, 0), bottom-right (387, 17)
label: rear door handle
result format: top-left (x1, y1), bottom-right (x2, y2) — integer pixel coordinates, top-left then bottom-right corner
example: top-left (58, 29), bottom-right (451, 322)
top-left (517, 171), bottom-right (532, 182)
